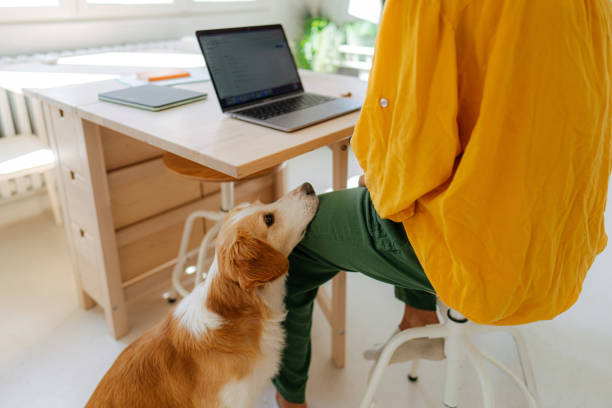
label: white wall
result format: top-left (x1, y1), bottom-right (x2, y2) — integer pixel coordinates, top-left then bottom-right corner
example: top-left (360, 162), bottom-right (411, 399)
top-left (0, 0), bottom-right (308, 57)
top-left (303, 0), bottom-right (354, 23)
top-left (319, 0), bottom-right (353, 23)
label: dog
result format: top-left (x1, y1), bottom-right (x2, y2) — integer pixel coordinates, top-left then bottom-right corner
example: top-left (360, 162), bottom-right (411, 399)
top-left (86, 182), bottom-right (318, 408)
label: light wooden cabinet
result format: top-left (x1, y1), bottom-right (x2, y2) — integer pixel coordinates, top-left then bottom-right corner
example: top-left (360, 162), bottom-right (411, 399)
top-left (44, 105), bottom-right (284, 339)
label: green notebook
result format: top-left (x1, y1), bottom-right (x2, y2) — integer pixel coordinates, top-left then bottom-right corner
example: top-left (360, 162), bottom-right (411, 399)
top-left (98, 84), bottom-right (207, 112)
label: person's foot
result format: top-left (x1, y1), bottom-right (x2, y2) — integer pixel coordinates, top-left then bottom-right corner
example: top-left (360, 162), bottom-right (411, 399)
top-left (275, 391), bottom-right (307, 408)
top-left (398, 305), bottom-right (440, 330)
top-left (363, 305), bottom-right (445, 363)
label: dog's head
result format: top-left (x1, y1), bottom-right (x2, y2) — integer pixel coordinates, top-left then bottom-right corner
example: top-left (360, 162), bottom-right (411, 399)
top-left (216, 182), bottom-right (318, 292)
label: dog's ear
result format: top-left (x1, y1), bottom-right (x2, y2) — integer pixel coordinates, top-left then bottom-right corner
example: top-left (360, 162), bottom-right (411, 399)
top-left (224, 233), bottom-right (289, 291)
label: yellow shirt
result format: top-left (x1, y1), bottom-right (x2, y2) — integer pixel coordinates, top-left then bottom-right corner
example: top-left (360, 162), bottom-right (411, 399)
top-left (352, 0), bottom-right (612, 325)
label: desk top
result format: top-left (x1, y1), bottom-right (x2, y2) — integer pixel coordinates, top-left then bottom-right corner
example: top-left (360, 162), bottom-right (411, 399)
top-left (26, 68), bottom-right (367, 178)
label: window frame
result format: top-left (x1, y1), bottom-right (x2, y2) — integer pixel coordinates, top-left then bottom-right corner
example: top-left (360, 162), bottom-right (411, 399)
top-left (0, 0), bottom-right (268, 23)
top-left (76, 0), bottom-right (178, 19)
top-left (0, 0), bottom-right (76, 22)
top-left (186, 0), bottom-right (266, 14)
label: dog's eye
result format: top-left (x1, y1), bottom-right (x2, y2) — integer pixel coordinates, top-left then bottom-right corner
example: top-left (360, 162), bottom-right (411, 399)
top-left (263, 213), bottom-right (275, 227)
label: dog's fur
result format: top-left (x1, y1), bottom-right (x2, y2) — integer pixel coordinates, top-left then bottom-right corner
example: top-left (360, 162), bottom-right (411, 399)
top-left (86, 183), bottom-right (318, 408)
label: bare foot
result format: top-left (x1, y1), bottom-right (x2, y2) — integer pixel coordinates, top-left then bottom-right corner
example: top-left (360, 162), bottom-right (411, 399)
top-left (276, 392), bottom-right (307, 408)
top-left (363, 304), bottom-right (445, 364)
top-left (358, 174), bottom-right (366, 187)
top-left (398, 304), bottom-right (439, 330)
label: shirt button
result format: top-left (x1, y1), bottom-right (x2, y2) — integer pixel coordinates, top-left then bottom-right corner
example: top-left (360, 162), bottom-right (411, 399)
top-left (380, 97), bottom-right (389, 108)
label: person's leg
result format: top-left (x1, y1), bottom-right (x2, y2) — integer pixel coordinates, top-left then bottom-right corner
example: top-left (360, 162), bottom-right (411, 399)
top-left (359, 174), bottom-right (438, 329)
top-left (271, 243), bottom-right (340, 405)
top-left (272, 187), bottom-right (436, 406)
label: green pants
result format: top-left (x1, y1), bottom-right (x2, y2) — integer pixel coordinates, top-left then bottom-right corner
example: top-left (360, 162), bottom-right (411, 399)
top-left (272, 187), bottom-right (436, 404)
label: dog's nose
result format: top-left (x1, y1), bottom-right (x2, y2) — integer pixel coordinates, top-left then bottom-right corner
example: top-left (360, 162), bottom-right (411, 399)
top-left (301, 182), bottom-right (315, 195)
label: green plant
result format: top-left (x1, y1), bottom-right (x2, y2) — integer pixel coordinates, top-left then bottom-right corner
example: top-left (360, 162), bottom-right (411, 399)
top-left (295, 17), bottom-right (341, 72)
top-left (343, 21), bottom-right (378, 47)
top-left (294, 17), bottom-right (378, 73)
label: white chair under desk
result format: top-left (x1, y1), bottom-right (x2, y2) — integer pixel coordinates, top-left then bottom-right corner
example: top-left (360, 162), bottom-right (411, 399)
top-left (0, 88), bottom-right (62, 225)
top-left (0, 134), bottom-right (62, 225)
top-left (361, 300), bottom-right (541, 408)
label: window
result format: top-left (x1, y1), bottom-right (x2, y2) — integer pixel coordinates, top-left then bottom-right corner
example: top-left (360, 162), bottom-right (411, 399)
top-left (0, 0), bottom-right (266, 22)
top-left (188, 0), bottom-right (263, 13)
top-left (348, 0), bottom-right (382, 24)
top-left (0, 0), bottom-right (58, 6)
top-left (86, 0), bottom-right (172, 4)
top-left (0, 0), bottom-right (74, 21)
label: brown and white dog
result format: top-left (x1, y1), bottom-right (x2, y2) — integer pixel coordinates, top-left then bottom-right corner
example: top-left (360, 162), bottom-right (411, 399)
top-left (86, 182), bottom-right (318, 408)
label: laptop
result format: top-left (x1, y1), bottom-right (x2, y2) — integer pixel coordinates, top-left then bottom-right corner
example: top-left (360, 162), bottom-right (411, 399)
top-left (196, 24), bottom-right (362, 132)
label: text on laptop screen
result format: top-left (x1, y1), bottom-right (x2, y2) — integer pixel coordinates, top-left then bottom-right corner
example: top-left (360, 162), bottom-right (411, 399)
top-left (199, 27), bottom-right (302, 110)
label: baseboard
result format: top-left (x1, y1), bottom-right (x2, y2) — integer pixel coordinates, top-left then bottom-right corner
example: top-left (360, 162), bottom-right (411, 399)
top-left (0, 190), bottom-right (51, 229)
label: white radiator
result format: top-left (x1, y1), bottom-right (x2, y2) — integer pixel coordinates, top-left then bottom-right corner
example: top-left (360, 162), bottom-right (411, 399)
top-left (0, 87), bottom-right (47, 202)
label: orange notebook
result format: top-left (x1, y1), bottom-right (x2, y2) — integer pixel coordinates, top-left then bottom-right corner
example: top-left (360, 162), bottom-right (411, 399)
top-left (137, 69), bottom-right (191, 82)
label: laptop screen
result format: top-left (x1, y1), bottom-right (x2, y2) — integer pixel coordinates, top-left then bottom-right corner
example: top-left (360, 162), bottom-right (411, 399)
top-left (197, 25), bottom-right (303, 111)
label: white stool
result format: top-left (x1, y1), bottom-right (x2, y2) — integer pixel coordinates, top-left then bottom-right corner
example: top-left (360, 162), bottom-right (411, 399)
top-left (161, 152), bottom-right (281, 301)
top-left (361, 301), bottom-right (541, 408)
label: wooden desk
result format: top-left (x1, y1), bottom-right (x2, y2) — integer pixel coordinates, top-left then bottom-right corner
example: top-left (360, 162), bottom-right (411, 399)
top-left (26, 69), bottom-right (366, 368)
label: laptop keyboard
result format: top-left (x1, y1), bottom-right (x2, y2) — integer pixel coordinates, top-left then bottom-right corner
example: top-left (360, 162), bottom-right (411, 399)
top-left (236, 94), bottom-right (334, 121)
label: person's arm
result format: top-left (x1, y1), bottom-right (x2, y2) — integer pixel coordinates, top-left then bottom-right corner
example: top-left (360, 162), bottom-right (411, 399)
top-left (351, 0), bottom-right (461, 222)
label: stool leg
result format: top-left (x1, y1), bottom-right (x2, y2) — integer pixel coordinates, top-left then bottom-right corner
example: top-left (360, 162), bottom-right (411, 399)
top-left (465, 338), bottom-right (495, 408)
top-left (443, 327), bottom-right (466, 407)
top-left (195, 221), bottom-right (221, 286)
top-left (171, 212), bottom-right (202, 298)
top-left (408, 360), bottom-right (420, 382)
top-left (221, 181), bottom-right (234, 212)
top-left (472, 334), bottom-right (540, 408)
top-left (169, 210), bottom-right (224, 299)
top-left (507, 328), bottom-right (540, 406)
top-left (190, 181), bottom-right (234, 288)
top-left (360, 325), bottom-right (448, 408)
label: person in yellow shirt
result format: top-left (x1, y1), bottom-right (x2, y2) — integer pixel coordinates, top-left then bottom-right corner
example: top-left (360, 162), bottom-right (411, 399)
top-left (274, 0), bottom-right (612, 406)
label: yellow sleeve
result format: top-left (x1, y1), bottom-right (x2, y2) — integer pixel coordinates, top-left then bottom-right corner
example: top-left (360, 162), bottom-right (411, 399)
top-left (351, 0), bottom-right (462, 222)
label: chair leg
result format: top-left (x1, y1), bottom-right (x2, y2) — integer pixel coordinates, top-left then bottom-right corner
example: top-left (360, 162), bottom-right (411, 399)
top-left (408, 359), bottom-right (420, 382)
top-left (43, 171), bottom-right (62, 225)
top-left (171, 213), bottom-right (201, 299)
top-left (443, 332), bottom-right (465, 408)
top-left (220, 182), bottom-right (234, 212)
top-left (507, 328), bottom-right (540, 406)
top-left (169, 181), bottom-right (233, 301)
top-left (360, 325), bottom-right (448, 408)
top-left (195, 220), bottom-right (221, 286)
top-left (468, 336), bottom-right (540, 408)
top-left (170, 210), bottom-right (223, 299)
top-left (465, 338), bottom-right (496, 408)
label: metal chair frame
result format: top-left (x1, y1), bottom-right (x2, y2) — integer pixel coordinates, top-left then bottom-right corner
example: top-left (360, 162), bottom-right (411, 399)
top-left (166, 182), bottom-right (233, 300)
top-left (361, 301), bottom-right (541, 408)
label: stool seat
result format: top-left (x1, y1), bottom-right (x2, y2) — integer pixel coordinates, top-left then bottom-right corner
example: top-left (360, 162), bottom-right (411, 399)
top-left (162, 152), bottom-right (280, 182)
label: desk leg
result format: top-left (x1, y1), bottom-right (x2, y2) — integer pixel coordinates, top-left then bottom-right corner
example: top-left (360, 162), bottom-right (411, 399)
top-left (330, 139), bottom-right (349, 368)
top-left (81, 120), bottom-right (129, 339)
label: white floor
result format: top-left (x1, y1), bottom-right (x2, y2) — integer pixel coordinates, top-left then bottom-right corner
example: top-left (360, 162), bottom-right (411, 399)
top-left (1, 147), bottom-right (612, 408)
